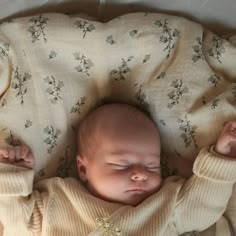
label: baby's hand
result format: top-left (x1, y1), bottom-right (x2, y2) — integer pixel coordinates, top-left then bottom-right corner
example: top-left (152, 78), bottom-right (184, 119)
top-left (0, 145), bottom-right (34, 169)
top-left (215, 121), bottom-right (236, 158)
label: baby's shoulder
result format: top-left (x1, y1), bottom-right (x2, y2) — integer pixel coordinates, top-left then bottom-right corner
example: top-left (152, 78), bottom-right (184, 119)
top-left (163, 175), bottom-right (185, 188)
top-left (53, 176), bottom-right (83, 188)
top-left (35, 176), bottom-right (84, 192)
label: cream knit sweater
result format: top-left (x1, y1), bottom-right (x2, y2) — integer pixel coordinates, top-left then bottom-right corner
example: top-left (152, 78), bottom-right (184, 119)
top-left (0, 146), bottom-right (235, 236)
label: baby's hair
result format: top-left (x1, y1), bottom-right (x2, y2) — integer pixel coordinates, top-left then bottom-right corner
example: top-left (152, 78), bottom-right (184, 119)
top-left (98, 97), bottom-right (155, 123)
top-left (77, 98), bottom-right (157, 159)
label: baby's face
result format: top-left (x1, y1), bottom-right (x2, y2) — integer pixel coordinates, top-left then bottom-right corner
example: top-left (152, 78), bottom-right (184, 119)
top-left (77, 114), bottom-right (162, 206)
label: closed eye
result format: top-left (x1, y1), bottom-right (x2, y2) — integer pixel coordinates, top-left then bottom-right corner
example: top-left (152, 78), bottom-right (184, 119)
top-left (146, 167), bottom-right (160, 172)
top-left (107, 163), bottom-right (129, 170)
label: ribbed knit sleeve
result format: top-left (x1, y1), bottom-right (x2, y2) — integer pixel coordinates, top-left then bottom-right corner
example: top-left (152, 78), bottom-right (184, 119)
top-left (173, 146), bottom-right (236, 234)
top-left (0, 162), bottom-right (44, 235)
top-left (0, 162), bottom-right (34, 196)
top-left (193, 146), bottom-right (236, 182)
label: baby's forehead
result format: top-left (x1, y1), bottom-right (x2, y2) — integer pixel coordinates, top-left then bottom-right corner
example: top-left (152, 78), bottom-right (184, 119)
top-left (78, 103), bottom-right (158, 139)
top-left (90, 103), bottom-right (152, 125)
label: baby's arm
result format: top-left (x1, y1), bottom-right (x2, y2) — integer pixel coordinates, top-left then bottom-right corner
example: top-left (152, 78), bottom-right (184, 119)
top-left (0, 145), bottom-right (44, 234)
top-left (173, 121), bottom-right (236, 234)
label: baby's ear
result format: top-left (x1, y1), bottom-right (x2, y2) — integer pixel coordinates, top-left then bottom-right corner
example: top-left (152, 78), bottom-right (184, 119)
top-left (76, 155), bottom-right (88, 182)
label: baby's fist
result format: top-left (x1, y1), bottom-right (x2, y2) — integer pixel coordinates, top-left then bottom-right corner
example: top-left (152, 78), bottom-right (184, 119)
top-left (0, 145), bottom-right (34, 169)
top-left (215, 121), bottom-right (236, 158)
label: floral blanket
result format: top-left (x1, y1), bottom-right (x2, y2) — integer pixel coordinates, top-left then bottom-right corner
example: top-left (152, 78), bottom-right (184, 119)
top-left (0, 12), bottom-right (235, 235)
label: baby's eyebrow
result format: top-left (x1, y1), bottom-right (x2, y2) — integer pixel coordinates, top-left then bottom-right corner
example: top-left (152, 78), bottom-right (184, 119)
top-left (107, 155), bottom-right (130, 164)
top-left (110, 151), bottom-right (159, 156)
top-left (146, 161), bottom-right (160, 166)
top-left (108, 151), bottom-right (160, 162)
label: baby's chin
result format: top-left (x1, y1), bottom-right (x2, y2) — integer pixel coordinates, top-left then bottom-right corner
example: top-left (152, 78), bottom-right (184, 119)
top-left (120, 194), bottom-right (151, 206)
top-left (119, 186), bottom-right (162, 206)
top-left (87, 183), bottom-right (162, 206)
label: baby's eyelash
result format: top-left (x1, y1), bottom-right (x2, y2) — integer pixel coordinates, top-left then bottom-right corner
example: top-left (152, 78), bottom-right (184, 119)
top-left (146, 167), bottom-right (160, 171)
top-left (107, 163), bottom-right (129, 169)
top-left (108, 163), bottom-right (160, 171)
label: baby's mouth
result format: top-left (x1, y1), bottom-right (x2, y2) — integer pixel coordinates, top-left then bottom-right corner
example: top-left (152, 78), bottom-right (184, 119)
top-left (126, 188), bottom-right (147, 193)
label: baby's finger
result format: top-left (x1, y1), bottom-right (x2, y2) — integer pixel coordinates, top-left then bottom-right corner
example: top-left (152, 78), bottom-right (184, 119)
top-left (8, 146), bottom-right (15, 162)
top-left (0, 149), bottom-right (9, 159)
top-left (14, 160), bottom-right (34, 169)
top-left (226, 121), bottom-right (236, 132)
top-left (230, 122), bottom-right (236, 133)
top-left (14, 146), bottom-right (22, 161)
top-left (20, 146), bottom-right (30, 160)
top-left (24, 152), bottom-right (34, 162)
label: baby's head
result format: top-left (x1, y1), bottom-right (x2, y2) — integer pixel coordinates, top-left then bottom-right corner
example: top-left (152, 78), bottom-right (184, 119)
top-left (77, 102), bottom-right (162, 206)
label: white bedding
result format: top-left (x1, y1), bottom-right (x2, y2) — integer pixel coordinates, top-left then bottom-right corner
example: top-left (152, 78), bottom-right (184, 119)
top-left (1, 0), bottom-right (236, 35)
top-left (0, 10), bottom-right (235, 236)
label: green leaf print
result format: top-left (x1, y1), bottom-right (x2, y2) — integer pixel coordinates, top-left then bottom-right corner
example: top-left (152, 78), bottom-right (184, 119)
top-left (28, 15), bottom-right (49, 43)
top-left (208, 74), bottom-right (221, 87)
top-left (70, 96), bottom-right (87, 114)
top-left (211, 98), bottom-right (220, 109)
top-left (0, 98), bottom-right (7, 107)
top-left (202, 96), bottom-right (207, 105)
top-left (37, 169), bottom-right (45, 177)
top-left (167, 79), bottom-right (188, 109)
top-left (142, 54), bottom-right (151, 63)
top-left (74, 52), bottom-right (94, 76)
top-left (11, 67), bottom-right (31, 105)
top-left (207, 35), bottom-right (225, 63)
top-left (106, 35), bottom-right (116, 45)
top-left (129, 29), bottom-right (138, 38)
top-left (75, 20), bottom-right (96, 39)
top-left (5, 130), bottom-right (21, 146)
top-left (160, 120), bottom-right (166, 126)
top-left (24, 120), bottom-right (33, 128)
top-left (156, 72), bottom-right (166, 80)
top-left (56, 146), bottom-right (73, 178)
top-left (202, 96), bottom-right (220, 109)
top-left (0, 43), bottom-right (9, 60)
top-left (160, 153), bottom-right (178, 178)
top-left (7, 19), bottom-right (14, 24)
top-left (177, 115), bottom-right (198, 149)
top-left (192, 37), bottom-right (204, 62)
top-left (44, 76), bottom-right (64, 104)
top-left (134, 84), bottom-right (149, 108)
top-left (154, 19), bottom-right (180, 59)
top-left (110, 56), bottom-right (134, 81)
top-left (43, 125), bottom-right (61, 153)
top-left (184, 231), bottom-right (199, 236)
top-left (49, 51), bottom-right (57, 59)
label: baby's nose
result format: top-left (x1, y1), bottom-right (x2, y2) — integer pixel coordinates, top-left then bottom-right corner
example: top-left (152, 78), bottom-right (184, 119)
top-left (130, 166), bottom-right (148, 181)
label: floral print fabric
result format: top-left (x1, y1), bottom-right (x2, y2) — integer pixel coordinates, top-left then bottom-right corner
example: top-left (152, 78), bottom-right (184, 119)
top-left (0, 12), bottom-right (235, 182)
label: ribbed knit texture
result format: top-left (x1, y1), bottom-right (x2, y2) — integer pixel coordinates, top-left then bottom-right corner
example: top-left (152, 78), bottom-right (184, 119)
top-left (193, 146), bottom-right (236, 182)
top-left (0, 146), bottom-right (235, 236)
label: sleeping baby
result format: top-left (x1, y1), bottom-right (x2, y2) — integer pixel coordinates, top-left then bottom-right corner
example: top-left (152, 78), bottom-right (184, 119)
top-left (0, 102), bottom-right (236, 235)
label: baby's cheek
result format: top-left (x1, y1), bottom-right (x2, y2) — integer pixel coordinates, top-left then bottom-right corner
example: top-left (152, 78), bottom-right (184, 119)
top-left (106, 171), bottom-right (128, 182)
top-left (96, 173), bottom-right (126, 197)
top-left (98, 169), bottom-right (122, 181)
top-left (150, 174), bottom-right (162, 190)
